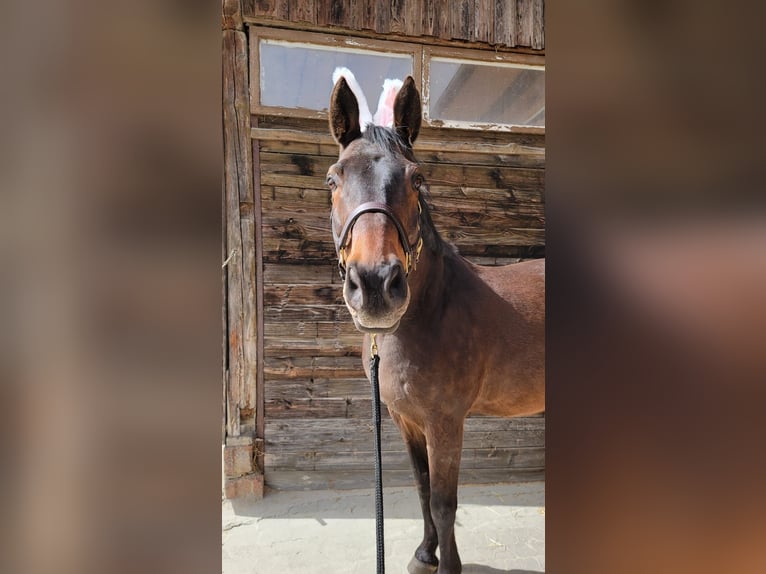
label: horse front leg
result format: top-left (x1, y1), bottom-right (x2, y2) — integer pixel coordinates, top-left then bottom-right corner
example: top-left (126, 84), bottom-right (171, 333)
top-left (389, 412), bottom-right (439, 574)
top-left (426, 421), bottom-right (464, 574)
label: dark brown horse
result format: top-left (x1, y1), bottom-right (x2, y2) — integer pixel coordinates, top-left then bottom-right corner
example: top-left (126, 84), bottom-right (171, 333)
top-left (327, 75), bottom-right (545, 574)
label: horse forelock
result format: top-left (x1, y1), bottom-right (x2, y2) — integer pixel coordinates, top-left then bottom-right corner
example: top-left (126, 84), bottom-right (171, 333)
top-left (362, 125), bottom-right (416, 162)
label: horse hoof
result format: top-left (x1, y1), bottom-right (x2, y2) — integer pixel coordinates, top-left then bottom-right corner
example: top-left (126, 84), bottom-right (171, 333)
top-left (407, 556), bottom-right (438, 574)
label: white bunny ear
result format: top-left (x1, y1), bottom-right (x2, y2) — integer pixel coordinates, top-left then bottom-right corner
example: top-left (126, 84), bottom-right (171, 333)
top-left (373, 78), bottom-right (404, 128)
top-left (331, 67), bottom-right (373, 131)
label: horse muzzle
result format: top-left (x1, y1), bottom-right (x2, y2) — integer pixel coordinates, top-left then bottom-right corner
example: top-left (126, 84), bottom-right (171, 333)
top-left (343, 260), bottom-right (410, 333)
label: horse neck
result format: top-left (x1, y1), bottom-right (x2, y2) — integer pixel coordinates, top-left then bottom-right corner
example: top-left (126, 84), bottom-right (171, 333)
top-left (401, 242), bottom-right (454, 331)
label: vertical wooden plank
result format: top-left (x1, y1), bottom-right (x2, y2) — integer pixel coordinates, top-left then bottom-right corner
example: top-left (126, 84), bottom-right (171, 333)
top-left (532, 0), bottom-right (545, 49)
top-left (436, 0), bottom-right (451, 40)
top-left (252, 0), bottom-right (289, 19)
top-left (422, 0), bottom-right (437, 37)
top-left (451, 0), bottom-right (475, 42)
top-left (516, 0), bottom-right (535, 48)
top-left (390, 0), bottom-right (405, 34)
top-left (223, 30), bottom-right (245, 437)
top-left (474, 0), bottom-right (492, 44)
top-left (316, 0), bottom-right (329, 25)
top-left (240, 205), bottom-right (257, 414)
top-left (252, 134), bottom-right (266, 472)
top-left (222, 0), bottom-right (243, 30)
top-left (223, 28), bottom-right (258, 437)
top-left (222, 176), bottom-right (228, 444)
top-left (362, 0), bottom-right (376, 31)
top-left (403, 0), bottom-right (422, 36)
top-left (374, 1), bottom-right (391, 34)
top-left (494, 0), bottom-right (517, 47)
top-left (291, 0), bottom-right (317, 24)
top-left (349, 0), bottom-right (364, 30)
top-left (327, 0), bottom-right (345, 26)
top-left (241, 0), bottom-right (256, 19)
top-left (249, 26), bottom-right (260, 114)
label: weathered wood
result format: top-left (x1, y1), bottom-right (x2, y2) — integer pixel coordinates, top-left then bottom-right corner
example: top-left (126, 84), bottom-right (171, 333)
top-left (222, 178), bottom-right (228, 444)
top-left (265, 377), bottom-right (371, 401)
top-left (516, 0), bottom-right (535, 49)
top-left (266, 396), bottom-right (372, 419)
top-left (390, 0), bottom-right (405, 34)
top-left (251, 135), bottom-right (266, 468)
top-left (494, 0), bottom-right (517, 48)
top-left (421, 0), bottom-right (436, 37)
top-left (474, 0), bottom-right (492, 44)
top-left (265, 417), bottom-right (545, 448)
top-left (435, 0), bottom-right (452, 40)
top-left (241, 0), bottom-right (256, 19)
top-left (243, 0), bottom-right (544, 50)
top-left (317, 0), bottom-right (349, 26)
top-left (223, 28), bottom-right (259, 437)
top-left (265, 283), bottom-right (344, 306)
top-left (263, 262), bottom-right (338, 284)
top-left (290, 0), bottom-right (316, 23)
top-left (264, 355), bottom-right (364, 379)
top-left (266, 445), bottom-right (544, 471)
top-left (252, 0), bottom-right (289, 19)
top-left (251, 127), bottom-right (544, 159)
top-left (264, 338), bottom-right (362, 358)
top-left (265, 468), bottom-right (544, 490)
top-left (373, 0), bottom-right (391, 33)
top-left (348, 0), bottom-right (364, 31)
top-left (532, 0), bottom-right (545, 50)
top-left (403, 0), bottom-right (422, 37)
top-left (257, 114), bottom-right (545, 146)
top-left (222, 0), bottom-right (244, 30)
top-left (451, 0), bottom-right (475, 42)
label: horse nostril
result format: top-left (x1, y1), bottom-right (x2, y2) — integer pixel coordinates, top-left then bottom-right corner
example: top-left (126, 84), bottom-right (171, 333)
top-left (385, 263), bottom-right (407, 302)
top-left (347, 266), bottom-right (360, 292)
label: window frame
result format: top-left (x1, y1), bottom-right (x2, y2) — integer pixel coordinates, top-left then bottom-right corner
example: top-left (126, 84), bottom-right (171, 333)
top-left (250, 26), bottom-right (421, 120)
top-left (249, 26), bottom-right (544, 133)
top-left (423, 45), bottom-right (545, 133)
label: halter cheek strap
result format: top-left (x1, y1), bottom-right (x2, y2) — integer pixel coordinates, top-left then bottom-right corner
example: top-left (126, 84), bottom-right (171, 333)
top-left (333, 201), bottom-right (424, 280)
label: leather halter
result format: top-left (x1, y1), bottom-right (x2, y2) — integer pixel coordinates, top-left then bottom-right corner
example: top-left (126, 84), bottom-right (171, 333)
top-left (332, 200), bottom-right (424, 280)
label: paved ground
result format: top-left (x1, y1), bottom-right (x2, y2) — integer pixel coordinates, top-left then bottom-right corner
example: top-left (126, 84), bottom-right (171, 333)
top-left (222, 481), bottom-right (544, 573)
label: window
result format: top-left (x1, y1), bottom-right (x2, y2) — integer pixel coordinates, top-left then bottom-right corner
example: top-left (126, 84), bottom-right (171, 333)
top-left (427, 58), bottom-right (544, 127)
top-left (259, 40), bottom-right (413, 112)
top-left (251, 27), bottom-right (544, 131)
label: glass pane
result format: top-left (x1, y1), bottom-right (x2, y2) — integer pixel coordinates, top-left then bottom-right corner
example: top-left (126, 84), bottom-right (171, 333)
top-left (429, 58), bottom-right (545, 127)
top-left (259, 40), bottom-right (413, 111)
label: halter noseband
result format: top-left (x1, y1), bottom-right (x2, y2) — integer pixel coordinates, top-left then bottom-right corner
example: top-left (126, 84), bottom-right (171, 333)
top-left (333, 201), bottom-right (424, 280)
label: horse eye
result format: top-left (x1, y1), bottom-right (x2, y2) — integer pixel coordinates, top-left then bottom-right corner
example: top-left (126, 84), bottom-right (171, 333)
top-left (412, 173), bottom-right (424, 190)
top-left (326, 175), bottom-right (337, 190)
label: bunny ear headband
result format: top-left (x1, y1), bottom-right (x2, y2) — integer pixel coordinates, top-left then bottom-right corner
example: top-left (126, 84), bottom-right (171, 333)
top-left (332, 67), bottom-right (404, 132)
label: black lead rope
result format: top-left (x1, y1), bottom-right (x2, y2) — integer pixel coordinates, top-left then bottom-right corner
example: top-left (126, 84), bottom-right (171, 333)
top-left (369, 335), bottom-right (385, 573)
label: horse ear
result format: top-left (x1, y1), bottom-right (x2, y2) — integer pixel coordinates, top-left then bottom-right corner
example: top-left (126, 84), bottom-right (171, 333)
top-left (329, 77), bottom-right (362, 148)
top-left (393, 76), bottom-right (422, 145)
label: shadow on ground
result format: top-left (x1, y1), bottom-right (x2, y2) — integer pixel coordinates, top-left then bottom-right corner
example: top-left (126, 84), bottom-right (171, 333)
top-left (230, 482), bottom-right (544, 519)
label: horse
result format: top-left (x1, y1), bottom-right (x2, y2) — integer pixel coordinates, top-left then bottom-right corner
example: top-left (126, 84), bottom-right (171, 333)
top-left (326, 75), bottom-right (545, 574)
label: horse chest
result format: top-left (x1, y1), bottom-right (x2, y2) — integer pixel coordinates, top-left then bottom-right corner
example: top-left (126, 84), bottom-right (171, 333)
top-left (376, 348), bottom-right (479, 421)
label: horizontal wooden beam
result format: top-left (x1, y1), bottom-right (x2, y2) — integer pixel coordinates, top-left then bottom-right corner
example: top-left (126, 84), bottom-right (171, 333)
top-left (251, 127), bottom-right (545, 157)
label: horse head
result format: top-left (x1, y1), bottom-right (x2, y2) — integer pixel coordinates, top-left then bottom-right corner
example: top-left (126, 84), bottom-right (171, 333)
top-left (327, 75), bottom-right (424, 334)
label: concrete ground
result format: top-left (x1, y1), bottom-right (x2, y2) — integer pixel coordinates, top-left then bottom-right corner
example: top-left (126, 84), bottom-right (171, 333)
top-left (222, 481), bottom-right (544, 573)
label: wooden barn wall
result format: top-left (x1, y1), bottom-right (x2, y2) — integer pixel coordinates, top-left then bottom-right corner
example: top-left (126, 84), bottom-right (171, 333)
top-left (242, 0), bottom-right (545, 50)
top-left (222, 0), bottom-right (545, 493)
top-left (253, 115), bottom-right (545, 490)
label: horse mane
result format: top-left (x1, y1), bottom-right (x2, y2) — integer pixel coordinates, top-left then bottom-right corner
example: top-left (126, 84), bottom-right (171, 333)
top-left (362, 125), bottom-right (453, 258)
